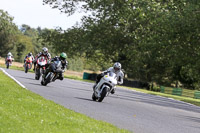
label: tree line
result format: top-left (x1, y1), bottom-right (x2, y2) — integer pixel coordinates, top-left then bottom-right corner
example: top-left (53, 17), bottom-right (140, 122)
top-left (42, 0), bottom-right (200, 90)
top-left (1, 0), bottom-right (200, 90)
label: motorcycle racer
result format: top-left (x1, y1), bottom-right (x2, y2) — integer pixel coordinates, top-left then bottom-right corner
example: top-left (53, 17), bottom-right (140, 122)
top-left (43, 52), bottom-right (68, 81)
top-left (24, 52), bottom-right (34, 63)
top-left (33, 47), bottom-right (51, 71)
top-left (93, 62), bottom-right (124, 94)
top-left (5, 52), bottom-right (14, 64)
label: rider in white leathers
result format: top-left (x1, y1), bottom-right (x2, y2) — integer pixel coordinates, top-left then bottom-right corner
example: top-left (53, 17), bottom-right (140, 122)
top-left (5, 52), bottom-right (14, 64)
top-left (94, 62), bottom-right (124, 94)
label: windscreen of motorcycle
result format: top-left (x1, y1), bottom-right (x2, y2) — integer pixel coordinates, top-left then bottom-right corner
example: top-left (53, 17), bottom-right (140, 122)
top-left (53, 60), bottom-right (61, 68)
top-left (38, 56), bottom-right (46, 65)
top-left (104, 71), bottom-right (118, 85)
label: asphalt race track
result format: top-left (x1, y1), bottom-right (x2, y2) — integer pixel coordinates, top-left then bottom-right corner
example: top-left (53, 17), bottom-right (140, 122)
top-left (2, 68), bottom-right (200, 133)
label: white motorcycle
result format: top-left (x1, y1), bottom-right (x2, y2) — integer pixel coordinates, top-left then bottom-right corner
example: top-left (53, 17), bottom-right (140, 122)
top-left (92, 71), bottom-right (117, 102)
top-left (35, 56), bottom-right (47, 80)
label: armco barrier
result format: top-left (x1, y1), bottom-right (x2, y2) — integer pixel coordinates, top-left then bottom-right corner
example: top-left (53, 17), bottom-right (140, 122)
top-left (160, 86), bottom-right (200, 99)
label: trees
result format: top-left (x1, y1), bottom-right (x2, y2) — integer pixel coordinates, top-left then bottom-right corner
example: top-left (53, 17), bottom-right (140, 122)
top-left (42, 0), bottom-right (200, 89)
top-left (0, 10), bottom-right (18, 57)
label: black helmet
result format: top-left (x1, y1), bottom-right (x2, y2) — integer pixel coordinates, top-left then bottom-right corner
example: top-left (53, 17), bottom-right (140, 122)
top-left (28, 52), bottom-right (32, 56)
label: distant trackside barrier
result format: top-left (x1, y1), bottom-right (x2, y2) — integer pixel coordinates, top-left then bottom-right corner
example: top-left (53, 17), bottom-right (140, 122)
top-left (160, 86), bottom-right (200, 99)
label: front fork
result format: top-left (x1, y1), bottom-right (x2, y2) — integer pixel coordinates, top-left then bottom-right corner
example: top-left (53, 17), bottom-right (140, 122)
top-left (95, 85), bottom-right (110, 98)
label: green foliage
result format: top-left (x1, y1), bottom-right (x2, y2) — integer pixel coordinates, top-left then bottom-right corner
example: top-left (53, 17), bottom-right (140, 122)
top-left (42, 0), bottom-right (200, 90)
top-left (0, 10), bottom-right (18, 56)
top-left (67, 57), bottom-right (84, 72)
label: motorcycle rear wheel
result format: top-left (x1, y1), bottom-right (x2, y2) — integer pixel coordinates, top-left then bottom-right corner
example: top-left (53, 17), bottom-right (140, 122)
top-left (6, 63), bottom-right (9, 69)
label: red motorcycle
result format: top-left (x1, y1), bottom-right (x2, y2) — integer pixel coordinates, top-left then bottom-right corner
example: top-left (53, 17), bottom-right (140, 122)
top-left (6, 56), bottom-right (13, 69)
top-left (24, 56), bottom-right (33, 73)
top-left (35, 56), bottom-right (47, 80)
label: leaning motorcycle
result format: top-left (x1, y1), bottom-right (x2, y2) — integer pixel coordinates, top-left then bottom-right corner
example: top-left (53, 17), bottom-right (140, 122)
top-left (92, 71), bottom-right (117, 102)
top-left (6, 56), bottom-right (13, 69)
top-left (24, 56), bottom-right (33, 73)
top-left (35, 56), bottom-right (47, 80)
top-left (41, 60), bottom-right (63, 86)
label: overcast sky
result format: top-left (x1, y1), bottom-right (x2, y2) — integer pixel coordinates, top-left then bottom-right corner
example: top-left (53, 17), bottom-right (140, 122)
top-left (0, 0), bottom-right (86, 29)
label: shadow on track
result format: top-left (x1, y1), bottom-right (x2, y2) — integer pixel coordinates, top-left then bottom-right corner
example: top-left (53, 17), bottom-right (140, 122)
top-left (15, 76), bottom-right (36, 81)
top-left (28, 82), bottom-right (43, 87)
top-left (74, 97), bottom-right (94, 102)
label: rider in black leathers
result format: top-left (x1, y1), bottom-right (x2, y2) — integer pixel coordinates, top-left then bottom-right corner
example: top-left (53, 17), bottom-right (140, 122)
top-left (43, 52), bottom-right (68, 80)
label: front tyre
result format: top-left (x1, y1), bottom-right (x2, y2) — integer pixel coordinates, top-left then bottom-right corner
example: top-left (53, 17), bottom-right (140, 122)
top-left (35, 68), bottom-right (40, 80)
top-left (41, 80), bottom-right (47, 86)
top-left (98, 87), bottom-right (108, 102)
top-left (92, 93), bottom-right (97, 101)
top-left (6, 62), bottom-right (9, 69)
top-left (25, 65), bottom-right (28, 73)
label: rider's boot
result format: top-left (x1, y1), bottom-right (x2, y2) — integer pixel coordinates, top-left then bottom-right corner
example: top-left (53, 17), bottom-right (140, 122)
top-left (111, 89), bottom-right (115, 94)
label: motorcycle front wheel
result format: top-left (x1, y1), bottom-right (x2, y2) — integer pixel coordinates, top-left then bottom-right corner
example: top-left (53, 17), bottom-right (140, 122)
top-left (25, 64), bottom-right (28, 73)
top-left (98, 87), bottom-right (108, 102)
top-left (41, 73), bottom-right (51, 86)
top-left (92, 93), bottom-right (97, 101)
top-left (6, 62), bottom-right (9, 69)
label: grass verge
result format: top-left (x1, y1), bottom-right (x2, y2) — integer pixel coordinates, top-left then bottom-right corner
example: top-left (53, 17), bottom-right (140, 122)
top-left (0, 71), bottom-right (129, 133)
top-left (122, 86), bottom-right (200, 107)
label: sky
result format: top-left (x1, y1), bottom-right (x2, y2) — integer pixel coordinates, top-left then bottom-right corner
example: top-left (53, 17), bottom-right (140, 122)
top-left (0, 0), bottom-right (86, 29)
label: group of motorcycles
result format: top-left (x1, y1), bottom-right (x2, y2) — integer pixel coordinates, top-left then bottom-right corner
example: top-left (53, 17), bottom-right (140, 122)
top-left (23, 55), bottom-right (63, 86)
top-left (6, 55), bottom-right (118, 102)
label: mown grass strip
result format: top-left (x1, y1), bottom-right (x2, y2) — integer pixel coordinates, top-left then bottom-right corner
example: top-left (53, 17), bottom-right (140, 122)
top-left (122, 86), bottom-right (200, 107)
top-left (0, 71), bottom-right (130, 133)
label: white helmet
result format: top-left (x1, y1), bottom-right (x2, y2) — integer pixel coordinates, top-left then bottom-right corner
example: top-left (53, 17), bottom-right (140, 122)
top-left (113, 62), bottom-right (121, 72)
top-left (7, 52), bottom-right (11, 56)
top-left (42, 47), bottom-right (48, 55)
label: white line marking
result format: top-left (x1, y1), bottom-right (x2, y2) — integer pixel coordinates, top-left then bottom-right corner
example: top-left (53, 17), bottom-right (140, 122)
top-left (0, 68), bottom-right (27, 89)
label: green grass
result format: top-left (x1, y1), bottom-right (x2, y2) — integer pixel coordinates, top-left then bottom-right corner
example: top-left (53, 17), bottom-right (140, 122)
top-left (122, 86), bottom-right (200, 106)
top-left (0, 71), bottom-right (130, 133)
top-left (64, 75), bottom-right (94, 83)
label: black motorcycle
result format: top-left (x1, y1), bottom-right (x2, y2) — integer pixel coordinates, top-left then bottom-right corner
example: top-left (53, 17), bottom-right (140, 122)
top-left (41, 60), bottom-right (63, 86)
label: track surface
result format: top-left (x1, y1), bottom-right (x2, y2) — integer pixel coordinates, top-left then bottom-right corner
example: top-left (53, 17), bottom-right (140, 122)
top-left (3, 68), bottom-right (200, 133)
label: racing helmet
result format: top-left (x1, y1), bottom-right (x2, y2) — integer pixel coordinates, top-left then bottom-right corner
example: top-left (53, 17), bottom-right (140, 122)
top-left (60, 52), bottom-right (67, 60)
top-left (28, 52), bottom-right (32, 56)
top-left (113, 62), bottom-right (121, 72)
top-left (42, 47), bottom-right (48, 55)
top-left (7, 52), bottom-right (11, 56)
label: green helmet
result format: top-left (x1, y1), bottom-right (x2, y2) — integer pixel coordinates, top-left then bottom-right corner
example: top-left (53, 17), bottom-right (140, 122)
top-left (60, 52), bottom-right (67, 59)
